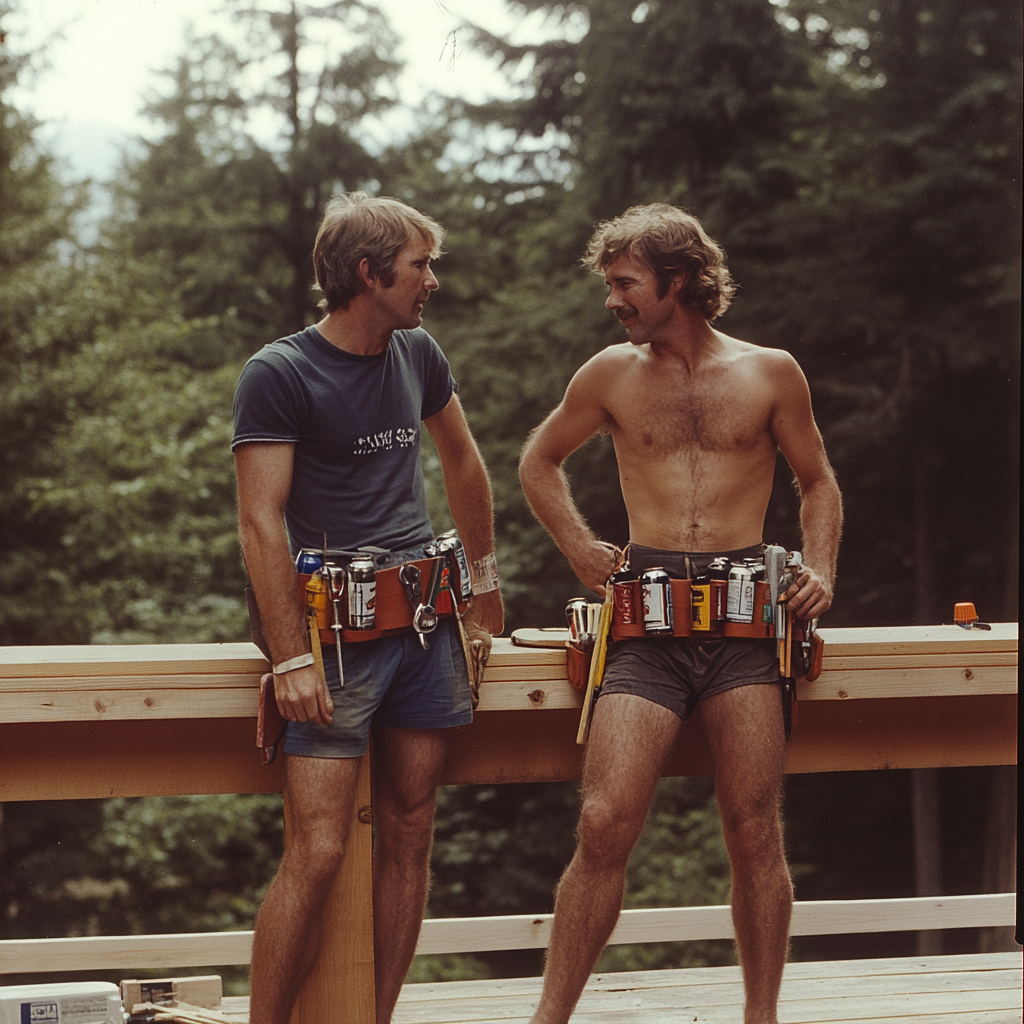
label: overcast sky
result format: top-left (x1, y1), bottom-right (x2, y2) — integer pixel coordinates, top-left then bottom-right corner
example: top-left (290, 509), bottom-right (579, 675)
top-left (9, 0), bottom-right (568, 177)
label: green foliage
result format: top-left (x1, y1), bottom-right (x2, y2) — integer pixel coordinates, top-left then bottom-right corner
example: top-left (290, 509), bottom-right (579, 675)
top-left (0, 0), bottom-right (1018, 987)
top-left (0, 796), bottom-right (282, 940)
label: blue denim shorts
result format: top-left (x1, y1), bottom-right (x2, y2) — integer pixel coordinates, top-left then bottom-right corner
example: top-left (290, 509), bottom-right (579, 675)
top-left (282, 544), bottom-right (472, 759)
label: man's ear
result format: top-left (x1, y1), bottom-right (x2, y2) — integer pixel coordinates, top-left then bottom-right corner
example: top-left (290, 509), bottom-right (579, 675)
top-left (669, 271), bottom-right (688, 296)
top-left (357, 257), bottom-right (376, 288)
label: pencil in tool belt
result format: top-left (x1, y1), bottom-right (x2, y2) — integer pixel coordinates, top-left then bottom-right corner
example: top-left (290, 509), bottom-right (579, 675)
top-left (576, 596), bottom-right (613, 746)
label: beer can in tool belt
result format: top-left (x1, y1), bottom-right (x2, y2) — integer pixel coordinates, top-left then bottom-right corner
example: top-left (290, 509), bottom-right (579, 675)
top-left (640, 568), bottom-right (674, 634)
top-left (707, 557), bottom-right (729, 631)
top-left (295, 549), bottom-right (323, 576)
top-left (610, 570), bottom-right (638, 626)
top-left (691, 574), bottom-right (710, 631)
top-left (346, 558), bottom-right (376, 630)
top-left (565, 598), bottom-right (590, 644)
top-left (726, 563), bottom-right (755, 624)
top-left (434, 537), bottom-right (461, 613)
top-left (305, 571), bottom-right (331, 630)
top-left (440, 529), bottom-right (473, 602)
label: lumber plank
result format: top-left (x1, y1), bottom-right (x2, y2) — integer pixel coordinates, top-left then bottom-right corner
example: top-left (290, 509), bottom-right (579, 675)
top-left (0, 687), bottom-right (259, 722)
top-left (0, 672), bottom-right (263, 693)
top-left (413, 895), bottom-right (1015, 954)
top-left (0, 931), bottom-right (254, 972)
top-left (6, 899), bottom-right (1012, 974)
top-left (391, 955), bottom-right (1023, 1024)
top-left (0, 643), bottom-right (266, 678)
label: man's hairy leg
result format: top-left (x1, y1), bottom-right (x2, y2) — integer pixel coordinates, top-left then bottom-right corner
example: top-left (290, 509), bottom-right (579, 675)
top-left (371, 726), bottom-right (450, 1024)
top-left (249, 754), bottom-right (362, 1024)
top-left (699, 684), bottom-right (792, 1024)
top-left (530, 694), bottom-right (681, 1024)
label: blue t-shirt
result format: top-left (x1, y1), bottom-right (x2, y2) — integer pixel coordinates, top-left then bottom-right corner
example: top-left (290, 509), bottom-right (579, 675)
top-left (232, 325), bottom-right (456, 554)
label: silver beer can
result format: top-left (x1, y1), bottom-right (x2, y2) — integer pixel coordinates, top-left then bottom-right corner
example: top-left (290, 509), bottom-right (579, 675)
top-left (726, 564), bottom-right (755, 623)
top-left (640, 568), bottom-right (674, 634)
top-left (345, 558), bottom-right (376, 630)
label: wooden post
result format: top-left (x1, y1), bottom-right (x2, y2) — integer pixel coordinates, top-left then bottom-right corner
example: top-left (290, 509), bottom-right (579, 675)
top-left (289, 751), bottom-right (375, 1024)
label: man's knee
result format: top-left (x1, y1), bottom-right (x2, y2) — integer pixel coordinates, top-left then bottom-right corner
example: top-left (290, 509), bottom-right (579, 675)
top-left (283, 828), bottom-right (348, 887)
top-left (720, 802), bottom-right (785, 866)
top-left (576, 794), bottom-right (646, 866)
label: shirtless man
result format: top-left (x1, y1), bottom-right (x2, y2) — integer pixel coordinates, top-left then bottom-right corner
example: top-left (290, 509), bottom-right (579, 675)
top-left (518, 204), bottom-right (842, 1024)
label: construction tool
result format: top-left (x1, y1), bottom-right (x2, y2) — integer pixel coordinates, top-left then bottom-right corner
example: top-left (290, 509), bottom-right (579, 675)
top-left (413, 557), bottom-right (444, 646)
top-left (325, 567), bottom-right (346, 687)
top-left (399, 562), bottom-right (432, 649)
top-left (764, 545), bottom-right (787, 671)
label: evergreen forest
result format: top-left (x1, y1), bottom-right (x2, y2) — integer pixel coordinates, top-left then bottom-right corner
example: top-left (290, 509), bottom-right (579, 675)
top-left (0, 0), bottom-right (1019, 993)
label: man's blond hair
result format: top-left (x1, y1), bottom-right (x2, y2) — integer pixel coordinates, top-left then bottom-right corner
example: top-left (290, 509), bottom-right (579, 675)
top-left (313, 193), bottom-right (445, 312)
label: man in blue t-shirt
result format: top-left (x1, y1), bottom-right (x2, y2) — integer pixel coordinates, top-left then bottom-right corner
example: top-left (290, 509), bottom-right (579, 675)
top-left (232, 192), bottom-right (504, 1024)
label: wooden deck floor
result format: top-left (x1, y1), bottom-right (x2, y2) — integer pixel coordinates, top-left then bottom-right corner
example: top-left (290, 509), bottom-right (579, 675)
top-left (389, 953), bottom-right (1022, 1024)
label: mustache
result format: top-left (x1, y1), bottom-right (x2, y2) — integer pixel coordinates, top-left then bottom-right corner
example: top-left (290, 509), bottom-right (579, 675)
top-left (615, 305), bottom-right (639, 322)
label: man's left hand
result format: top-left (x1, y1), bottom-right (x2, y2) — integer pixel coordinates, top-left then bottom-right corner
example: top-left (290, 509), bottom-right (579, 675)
top-left (784, 566), bottom-right (833, 621)
top-left (466, 588), bottom-right (504, 637)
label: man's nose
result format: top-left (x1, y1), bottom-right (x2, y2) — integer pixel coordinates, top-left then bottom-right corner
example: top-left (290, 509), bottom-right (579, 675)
top-left (605, 290), bottom-right (621, 310)
top-left (426, 269), bottom-right (439, 290)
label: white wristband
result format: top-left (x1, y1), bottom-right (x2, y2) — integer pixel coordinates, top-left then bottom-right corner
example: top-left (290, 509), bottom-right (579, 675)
top-left (273, 653), bottom-right (315, 675)
top-left (469, 552), bottom-right (499, 595)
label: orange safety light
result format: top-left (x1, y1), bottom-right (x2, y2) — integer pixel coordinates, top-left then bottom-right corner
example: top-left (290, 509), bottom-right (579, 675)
top-left (953, 602), bottom-right (978, 627)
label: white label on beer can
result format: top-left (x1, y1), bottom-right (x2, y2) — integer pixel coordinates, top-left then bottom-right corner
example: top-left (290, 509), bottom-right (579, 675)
top-left (726, 579), bottom-right (755, 623)
top-left (642, 582), bottom-right (672, 631)
top-left (347, 580), bottom-right (376, 627)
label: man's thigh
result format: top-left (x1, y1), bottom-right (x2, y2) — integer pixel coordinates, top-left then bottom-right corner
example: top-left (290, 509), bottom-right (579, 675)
top-left (583, 693), bottom-right (683, 814)
top-left (697, 684), bottom-right (786, 823)
top-left (371, 726), bottom-right (451, 821)
top-left (283, 754), bottom-right (363, 847)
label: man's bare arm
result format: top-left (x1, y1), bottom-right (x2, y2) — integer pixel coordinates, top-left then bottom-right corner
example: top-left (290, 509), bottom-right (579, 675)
top-left (768, 353), bottom-right (843, 620)
top-left (425, 396), bottom-right (504, 635)
top-left (519, 360), bottom-right (622, 595)
top-left (235, 442), bottom-right (334, 725)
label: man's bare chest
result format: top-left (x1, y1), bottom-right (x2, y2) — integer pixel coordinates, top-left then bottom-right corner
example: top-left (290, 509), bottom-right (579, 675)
top-left (607, 372), bottom-right (774, 458)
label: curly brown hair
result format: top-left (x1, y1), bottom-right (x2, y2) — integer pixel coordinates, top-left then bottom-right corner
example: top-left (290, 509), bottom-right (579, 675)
top-left (313, 193), bottom-right (445, 312)
top-left (582, 204), bottom-right (736, 320)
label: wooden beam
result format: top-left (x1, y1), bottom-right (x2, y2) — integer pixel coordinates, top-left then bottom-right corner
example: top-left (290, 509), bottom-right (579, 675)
top-left (413, 893), bottom-right (1018, 953)
top-left (0, 626), bottom-right (1015, 724)
top-left (290, 753), bottom-right (375, 1024)
top-left (3, 895), bottom-right (1013, 971)
top-left (0, 719), bottom-right (285, 801)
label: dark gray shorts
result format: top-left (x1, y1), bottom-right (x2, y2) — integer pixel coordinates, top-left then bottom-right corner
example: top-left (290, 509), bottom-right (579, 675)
top-left (599, 542), bottom-right (780, 722)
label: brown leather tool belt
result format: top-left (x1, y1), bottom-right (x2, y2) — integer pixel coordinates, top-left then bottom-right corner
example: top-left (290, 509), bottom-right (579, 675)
top-left (609, 578), bottom-right (774, 641)
top-left (303, 557), bottom-right (466, 646)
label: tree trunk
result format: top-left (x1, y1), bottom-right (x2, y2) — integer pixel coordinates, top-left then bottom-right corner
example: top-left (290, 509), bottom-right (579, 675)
top-left (978, 765), bottom-right (1019, 952)
top-left (911, 453), bottom-right (943, 955)
top-left (911, 767), bottom-right (943, 955)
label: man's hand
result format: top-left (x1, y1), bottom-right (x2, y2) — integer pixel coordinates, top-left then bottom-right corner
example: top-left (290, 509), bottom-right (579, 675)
top-left (784, 565), bottom-right (833, 621)
top-left (272, 664), bottom-right (334, 726)
top-left (568, 539), bottom-right (623, 597)
top-left (465, 588), bottom-right (504, 637)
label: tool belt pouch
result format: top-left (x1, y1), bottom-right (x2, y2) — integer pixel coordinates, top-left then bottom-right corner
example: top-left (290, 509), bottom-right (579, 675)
top-left (565, 641), bottom-right (593, 690)
top-left (609, 580), bottom-right (775, 640)
top-left (256, 674), bottom-right (287, 766)
top-left (307, 557), bottom-right (449, 646)
top-left (792, 627), bottom-right (824, 682)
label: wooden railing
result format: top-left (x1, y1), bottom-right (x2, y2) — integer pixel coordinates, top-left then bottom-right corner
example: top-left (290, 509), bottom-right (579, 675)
top-left (0, 623), bottom-right (1017, 1022)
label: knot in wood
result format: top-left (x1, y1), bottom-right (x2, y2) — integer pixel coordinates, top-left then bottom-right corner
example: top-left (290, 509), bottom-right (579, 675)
top-left (358, 805), bottom-right (373, 825)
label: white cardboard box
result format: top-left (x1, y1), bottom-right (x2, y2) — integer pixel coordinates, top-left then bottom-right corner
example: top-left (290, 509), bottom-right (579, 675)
top-left (0, 982), bottom-right (122, 1024)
